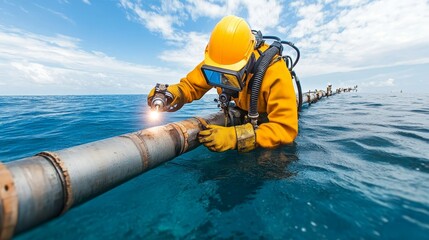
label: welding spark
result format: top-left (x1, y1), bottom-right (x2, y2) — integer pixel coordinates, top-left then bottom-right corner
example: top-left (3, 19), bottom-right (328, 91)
top-left (149, 109), bottom-right (160, 120)
top-left (149, 105), bottom-right (162, 121)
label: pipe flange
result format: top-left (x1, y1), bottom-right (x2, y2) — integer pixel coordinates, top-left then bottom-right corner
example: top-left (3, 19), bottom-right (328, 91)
top-left (194, 117), bottom-right (208, 128)
top-left (170, 123), bottom-right (189, 154)
top-left (0, 162), bottom-right (18, 240)
top-left (123, 134), bottom-right (150, 171)
top-left (37, 152), bottom-right (73, 215)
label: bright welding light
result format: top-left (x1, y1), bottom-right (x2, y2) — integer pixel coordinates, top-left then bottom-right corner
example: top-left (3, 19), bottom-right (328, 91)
top-left (149, 109), bottom-right (160, 120)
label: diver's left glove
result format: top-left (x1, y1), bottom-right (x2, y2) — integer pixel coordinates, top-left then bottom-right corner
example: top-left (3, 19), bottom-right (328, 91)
top-left (198, 123), bottom-right (256, 152)
top-left (147, 84), bottom-right (185, 112)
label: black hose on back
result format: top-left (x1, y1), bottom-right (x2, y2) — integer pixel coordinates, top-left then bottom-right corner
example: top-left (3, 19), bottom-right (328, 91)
top-left (292, 71), bottom-right (303, 112)
top-left (281, 41), bottom-right (300, 69)
top-left (248, 43), bottom-right (282, 127)
top-left (248, 31), bottom-right (302, 125)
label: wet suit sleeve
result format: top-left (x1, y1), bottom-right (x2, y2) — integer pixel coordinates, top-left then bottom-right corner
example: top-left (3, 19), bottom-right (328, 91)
top-left (255, 60), bottom-right (298, 148)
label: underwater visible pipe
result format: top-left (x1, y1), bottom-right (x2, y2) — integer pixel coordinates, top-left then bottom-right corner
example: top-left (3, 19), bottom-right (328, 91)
top-left (0, 112), bottom-right (226, 239)
top-left (0, 84), bottom-right (357, 239)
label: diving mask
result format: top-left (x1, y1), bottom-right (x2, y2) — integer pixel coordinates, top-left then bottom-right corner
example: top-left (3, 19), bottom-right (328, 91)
top-left (201, 54), bottom-right (255, 92)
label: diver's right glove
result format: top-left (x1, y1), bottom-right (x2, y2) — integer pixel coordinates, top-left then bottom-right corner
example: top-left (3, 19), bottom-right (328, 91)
top-left (198, 123), bottom-right (256, 152)
top-left (147, 84), bottom-right (185, 112)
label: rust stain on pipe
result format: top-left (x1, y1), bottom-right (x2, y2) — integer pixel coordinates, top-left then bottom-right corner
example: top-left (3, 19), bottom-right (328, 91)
top-left (0, 112), bottom-right (226, 237)
top-left (194, 117), bottom-right (208, 127)
top-left (122, 134), bottom-right (150, 171)
top-left (0, 163), bottom-right (18, 240)
top-left (36, 152), bottom-right (73, 215)
top-left (179, 118), bottom-right (205, 150)
top-left (165, 124), bottom-right (184, 156)
top-left (169, 123), bottom-right (188, 154)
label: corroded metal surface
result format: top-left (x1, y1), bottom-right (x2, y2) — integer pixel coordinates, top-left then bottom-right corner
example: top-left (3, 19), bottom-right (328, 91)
top-left (170, 122), bottom-right (189, 154)
top-left (36, 151), bottom-right (73, 215)
top-left (0, 89), bottom-right (361, 237)
top-left (7, 156), bottom-right (63, 234)
top-left (57, 137), bottom-right (143, 206)
top-left (0, 163), bottom-right (18, 240)
top-left (0, 110), bottom-right (273, 237)
top-left (194, 117), bottom-right (208, 127)
top-left (121, 134), bottom-right (150, 171)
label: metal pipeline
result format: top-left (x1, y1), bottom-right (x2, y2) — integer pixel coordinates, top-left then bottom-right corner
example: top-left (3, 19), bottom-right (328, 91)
top-left (301, 89), bottom-right (327, 105)
top-left (299, 85), bottom-right (357, 105)
top-left (0, 85), bottom-right (358, 238)
top-left (0, 112), bottom-right (226, 239)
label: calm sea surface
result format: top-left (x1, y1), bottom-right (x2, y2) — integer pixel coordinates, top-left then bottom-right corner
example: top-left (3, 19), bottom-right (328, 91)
top-left (0, 93), bottom-right (428, 239)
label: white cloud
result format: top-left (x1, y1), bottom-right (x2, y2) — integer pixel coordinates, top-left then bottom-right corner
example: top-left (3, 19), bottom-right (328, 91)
top-left (362, 78), bottom-right (395, 88)
top-left (82, 0), bottom-right (91, 5)
top-left (0, 26), bottom-right (181, 95)
top-left (120, 0), bottom-right (284, 69)
top-left (119, 0), bottom-right (186, 40)
top-left (290, 4), bottom-right (324, 39)
top-left (240, 0), bottom-right (283, 31)
top-left (34, 4), bottom-right (75, 25)
top-left (158, 32), bottom-right (209, 68)
top-left (290, 0), bottom-right (429, 76)
top-left (337, 0), bottom-right (370, 7)
top-left (14, 0), bottom-right (423, 94)
top-left (11, 62), bottom-right (56, 84)
top-left (185, 0), bottom-right (238, 20)
top-left (183, 0), bottom-right (283, 31)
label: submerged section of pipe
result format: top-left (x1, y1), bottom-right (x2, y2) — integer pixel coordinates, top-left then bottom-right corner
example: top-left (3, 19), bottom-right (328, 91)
top-left (0, 85), bottom-right (358, 238)
top-left (0, 112), bottom-right (225, 238)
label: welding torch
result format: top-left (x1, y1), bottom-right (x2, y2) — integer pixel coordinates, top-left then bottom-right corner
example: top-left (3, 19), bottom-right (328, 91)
top-left (149, 83), bottom-right (172, 113)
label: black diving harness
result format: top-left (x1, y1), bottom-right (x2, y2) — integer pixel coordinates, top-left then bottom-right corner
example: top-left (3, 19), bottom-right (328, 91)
top-left (217, 30), bottom-right (302, 129)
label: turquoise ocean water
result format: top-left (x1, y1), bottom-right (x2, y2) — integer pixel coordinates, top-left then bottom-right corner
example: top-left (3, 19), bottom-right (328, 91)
top-left (0, 93), bottom-right (428, 239)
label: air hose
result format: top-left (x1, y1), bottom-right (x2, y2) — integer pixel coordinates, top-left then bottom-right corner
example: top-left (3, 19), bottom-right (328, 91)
top-left (292, 71), bottom-right (303, 112)
top-left (248, 42), bottom-right (283, 127)
top-left (281, 40), bottom-right (302, 112)
top-left (247, 32), bottom-right (303, 127)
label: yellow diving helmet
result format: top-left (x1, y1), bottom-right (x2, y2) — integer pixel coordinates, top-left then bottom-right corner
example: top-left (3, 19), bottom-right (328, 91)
top-left (201, 15), bottom-right (256, 91)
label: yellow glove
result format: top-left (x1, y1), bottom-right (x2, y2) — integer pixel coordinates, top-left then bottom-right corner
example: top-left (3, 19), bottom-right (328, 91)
top-left (198, 125), bottom-right (237, 152)
top-left (147, 84), bottom-right (185, 112)
top-left (198, 123), bottom-right (256, 152)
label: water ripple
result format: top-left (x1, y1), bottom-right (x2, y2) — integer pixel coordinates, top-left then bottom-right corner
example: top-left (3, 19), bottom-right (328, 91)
top-left (1, 93), bottom-right (428, 239)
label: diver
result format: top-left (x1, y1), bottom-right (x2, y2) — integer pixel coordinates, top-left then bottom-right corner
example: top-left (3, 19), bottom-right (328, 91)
top-left (148, 15), bottom-right (298, 152)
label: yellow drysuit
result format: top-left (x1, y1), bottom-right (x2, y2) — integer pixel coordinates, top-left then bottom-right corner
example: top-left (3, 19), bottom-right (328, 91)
top-left (161, 46), bottom-right (298, 150)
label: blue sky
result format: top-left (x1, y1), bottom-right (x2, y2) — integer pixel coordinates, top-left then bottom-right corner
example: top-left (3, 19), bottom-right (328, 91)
top-left (0, 0), bottom-right (428, 95)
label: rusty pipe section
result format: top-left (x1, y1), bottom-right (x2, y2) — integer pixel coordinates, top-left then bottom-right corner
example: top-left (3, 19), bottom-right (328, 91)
top-left (0, 112), bottom-right (225, 239)
top-left (300, 85), bottom-right (357, 105)
top-left (301, 89), bottom-right (328, 105)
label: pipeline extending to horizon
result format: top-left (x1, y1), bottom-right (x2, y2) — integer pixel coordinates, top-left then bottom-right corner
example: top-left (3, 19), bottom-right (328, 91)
top-left (0, 85), bottom-right (357, 239)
